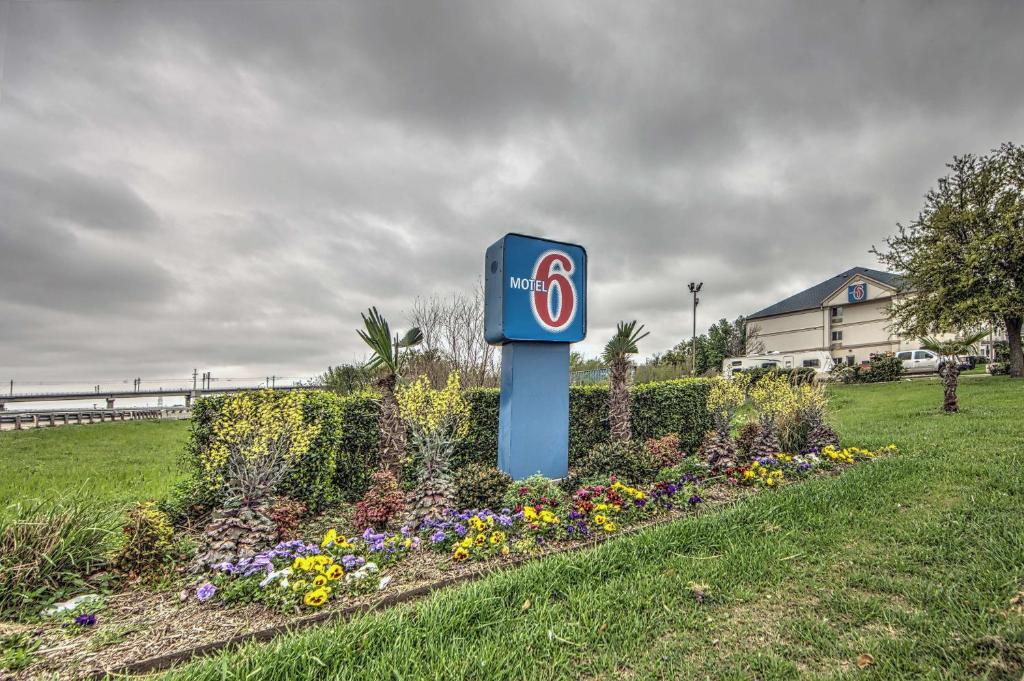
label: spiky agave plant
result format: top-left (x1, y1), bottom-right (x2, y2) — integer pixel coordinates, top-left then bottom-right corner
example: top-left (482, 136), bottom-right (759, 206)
top-left (919, 329), bottom-right (988, 413)
top-left (602, 320), bottom-right (650, 442)
top-left (357, 307), bottom-right (423, 481)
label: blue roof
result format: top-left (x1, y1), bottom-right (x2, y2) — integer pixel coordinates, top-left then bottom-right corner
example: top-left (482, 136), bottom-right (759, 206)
top-left (747, 267), bottom-right (904, 320)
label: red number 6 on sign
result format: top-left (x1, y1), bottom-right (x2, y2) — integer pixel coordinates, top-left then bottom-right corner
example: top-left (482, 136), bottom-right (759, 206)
top-left (531, 250), bottom-right (577, 332)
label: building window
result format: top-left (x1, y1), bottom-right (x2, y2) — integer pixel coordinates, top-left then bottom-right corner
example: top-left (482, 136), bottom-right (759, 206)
top-left (831, 330), bottom-right (843, 343)
top-left (802, 359), bottom-right (820, 368)
top-left (846, 355), bottom-right (855, 366)
top-left (830, 306), bottom-right (843, 323)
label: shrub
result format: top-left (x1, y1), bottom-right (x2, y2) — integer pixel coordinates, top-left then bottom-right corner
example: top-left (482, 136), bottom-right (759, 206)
top-left (187, 378), bottom-right (712, 508)
top-left (268, 497), bottom-right (307, 541)
top-left (453, 463), bottom-right (513, 511)
top-left (744, 367), bottom-right (815, 385)
top-left (656, 457), bottom-right (710, 482)
top-left (644, 433), bottom-right (686, 469)
top-left (186, 390), bottom-right (344, 512)
top-left (736, 421), bottom-right (761, 457)
top-left (502, 474), bottom-right (565, 511)
top-left (353, 470), bottom-right (405, 530)
top-left (111, 502), bottom-right (177, 578)
top-left (573, 440), bottom-right (661, 485)
top-left (987, 361), bottom-right (1010, 375)
top-left (706, 373), bottom-right (750, 433)
top-left (828, 364), bottom-right (859, 384)
top-left (860, 352), bottom-right (904, 383)
top-left (0, 495), bottom-right (119, 620)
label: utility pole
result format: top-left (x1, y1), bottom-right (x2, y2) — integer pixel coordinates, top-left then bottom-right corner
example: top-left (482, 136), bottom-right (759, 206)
top-left (688, 281), bottom-right (703, 376)
top-left (192, 368), bottom-right (198, 391)
top-left (271, 375), bottom-right (276, 389)
top-left (8, 379), bottom-right (12, 397)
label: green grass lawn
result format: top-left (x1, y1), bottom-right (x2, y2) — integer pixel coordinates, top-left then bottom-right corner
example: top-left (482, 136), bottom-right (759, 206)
top-left (0, 420), bottom-right (189, 512)
top-left (163, 377), bottom-right (1024, 680)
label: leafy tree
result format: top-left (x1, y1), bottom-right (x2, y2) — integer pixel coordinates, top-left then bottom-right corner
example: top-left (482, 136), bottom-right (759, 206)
top-left (729, 315), bottom-right (764, 356)
top-left (602, 321), bottom-right (649, 442)
top-left (920, 330), bottom-right (988, 413)
top-left (357, 307), bottom-right (423, 481)
top-left (316, 364), bottom-right (370, 396)
top-left (873, 143), bottom-right (1024, 377)
top-left (569, 351), bottom-right (604, 372)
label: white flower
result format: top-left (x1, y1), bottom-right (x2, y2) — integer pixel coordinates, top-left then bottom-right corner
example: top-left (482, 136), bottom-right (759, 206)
top-left (259, 567), bottom-right (292, 589)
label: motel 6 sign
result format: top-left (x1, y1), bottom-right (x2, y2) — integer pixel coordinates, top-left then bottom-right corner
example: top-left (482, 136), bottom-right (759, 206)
top-left (484, 233), bottom-right (587, 481)
top-left (484, 233), bottom-right (588, 344)
top-left (848, 282), bottom-right (867, 304)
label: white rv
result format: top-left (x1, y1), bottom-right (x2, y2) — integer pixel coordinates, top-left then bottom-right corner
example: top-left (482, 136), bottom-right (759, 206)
top-left (721, 351), bottom-right (835, 379)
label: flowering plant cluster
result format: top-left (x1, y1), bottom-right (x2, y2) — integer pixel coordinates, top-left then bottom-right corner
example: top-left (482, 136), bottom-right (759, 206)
top-left (736, 457), bottom-right (787, 487)
top-left (729, 444), bottom-right (899, 487)
top-left (821, 444), bottom-right (895, 464)
top-left (201, 390), bottom-right (322, 489)
top-left (417, 509), bottom-right (517, 561)
top-left (195, 442), bottom-right (898, 612)
top-left (197, 527), bottom-right (420, 610)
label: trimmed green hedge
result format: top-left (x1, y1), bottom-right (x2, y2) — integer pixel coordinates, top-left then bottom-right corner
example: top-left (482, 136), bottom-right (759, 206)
top-left (185, 379), bottom-right (711, 503)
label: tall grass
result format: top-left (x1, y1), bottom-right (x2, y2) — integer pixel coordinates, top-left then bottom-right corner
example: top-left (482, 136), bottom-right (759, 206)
top-left (0, 493), bottom-right (120, 619)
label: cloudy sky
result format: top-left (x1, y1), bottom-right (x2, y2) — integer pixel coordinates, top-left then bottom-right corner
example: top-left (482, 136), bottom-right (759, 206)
top-left (2, 0), bottom-right (1023, 388)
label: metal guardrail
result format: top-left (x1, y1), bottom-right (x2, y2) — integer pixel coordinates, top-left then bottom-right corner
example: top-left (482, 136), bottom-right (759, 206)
top-left (0, 407), bottom-right (190, 432)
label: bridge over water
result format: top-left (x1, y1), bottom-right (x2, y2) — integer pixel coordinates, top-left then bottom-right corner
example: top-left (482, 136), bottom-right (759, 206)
top-left (0, 384), bottom-right (304, 411)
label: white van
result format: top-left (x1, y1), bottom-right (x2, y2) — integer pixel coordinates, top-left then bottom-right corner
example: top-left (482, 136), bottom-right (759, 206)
top-left (722, 351), bottom-right (834, 379)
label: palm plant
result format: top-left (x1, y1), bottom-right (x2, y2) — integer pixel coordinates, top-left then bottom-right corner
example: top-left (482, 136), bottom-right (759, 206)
top-left (919, 329), bottom-right (988, 413)
top-left (358, 307), bottom-right (423, 480)
top-left (602, 321), bottom-right (649, 442)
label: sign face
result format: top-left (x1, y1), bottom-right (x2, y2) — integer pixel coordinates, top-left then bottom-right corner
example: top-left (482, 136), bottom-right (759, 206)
top-left (484, 233), bottom-right (587, 344)
top-left (848, 282), bottom-right (867, 303)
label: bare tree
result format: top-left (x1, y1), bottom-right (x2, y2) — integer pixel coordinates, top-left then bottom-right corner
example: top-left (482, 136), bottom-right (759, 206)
top-left (407, 282), bottom-right (499, 387)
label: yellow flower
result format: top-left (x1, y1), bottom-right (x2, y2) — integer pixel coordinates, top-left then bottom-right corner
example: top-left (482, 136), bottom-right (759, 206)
top-left (325, 564), bottom-right (343, 580)
top-left (474, 533), bottom-right (487, 545)
top-left (460, 536), bottom-right (473, 549)
top-left (321, 528), bottom-right (339, 548)
top-left (313, 574), bottom-right (328, 587)
top-left (539, 510), bottom-right (558, 524)
top-left (523, 507), bottom-right (538, 522)
top-left (453, 546), bottom-right (470, 561)
top-left (500, 545), bottom-right (510, 556)
top-left (602, 522), bottom-right (616, 532)
top-left (593, 514), bottom-right (607, 525)
top-left (489, 531), bottom-right (506, 545)
top-left (304, 587), bottom-right (329, 607)
top-left (291, 579), bottom-right (307, 592)
top-left (292, 557), bottom-right (311, 572)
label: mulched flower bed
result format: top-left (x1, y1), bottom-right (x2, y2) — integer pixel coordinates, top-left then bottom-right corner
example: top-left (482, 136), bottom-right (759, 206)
top-left (5, 445), bottom-right (894, 680)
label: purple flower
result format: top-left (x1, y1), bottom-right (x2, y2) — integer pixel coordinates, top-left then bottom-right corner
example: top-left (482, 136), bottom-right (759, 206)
top-left (688, 495), bottom-right (703, 506)
top-left (74, 613), bottom-right (96, 627)
top-left (430, 529), bottom-right (447, 544)
top-left (341, 554), bottom-right (365, 570)
top-left (212, 561), bottom-right (235, 574)
top-left (453, 523), bottom-right (467, 537)
top-left (196, 582), bottom-right (217, 602)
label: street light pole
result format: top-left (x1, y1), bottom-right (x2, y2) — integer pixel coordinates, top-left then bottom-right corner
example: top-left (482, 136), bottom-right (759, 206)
top-left (688, 281), bottom-right (703, 376)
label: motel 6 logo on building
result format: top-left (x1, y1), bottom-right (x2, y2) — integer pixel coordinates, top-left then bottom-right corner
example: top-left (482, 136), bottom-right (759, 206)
top-left (848, 282), bottom-right (868, 303)
top-left (484, 233), bottom-right (588, 344)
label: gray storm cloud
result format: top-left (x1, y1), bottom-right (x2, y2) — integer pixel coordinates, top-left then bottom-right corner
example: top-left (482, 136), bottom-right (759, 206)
top-left (2, 0), bottom-right (1023, 383)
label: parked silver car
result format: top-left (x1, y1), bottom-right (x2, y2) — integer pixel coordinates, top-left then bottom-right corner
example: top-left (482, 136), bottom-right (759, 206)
top-left (895, 349), bottom-right (944, 374)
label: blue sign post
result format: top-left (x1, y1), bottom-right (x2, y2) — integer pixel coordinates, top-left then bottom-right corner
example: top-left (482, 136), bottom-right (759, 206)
top-left (484, 234), bottom-right (587, 480)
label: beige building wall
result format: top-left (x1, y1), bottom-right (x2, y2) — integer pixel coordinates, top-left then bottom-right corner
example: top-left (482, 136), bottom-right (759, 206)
top-left (757, 309), bottom-right (824, 354)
